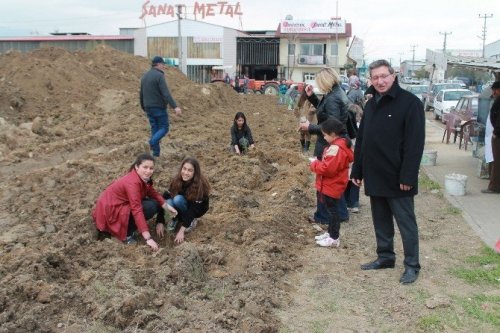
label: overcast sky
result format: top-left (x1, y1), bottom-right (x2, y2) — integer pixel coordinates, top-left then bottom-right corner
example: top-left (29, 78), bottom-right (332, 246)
top-left (1, 0), bottom-right (498, 63)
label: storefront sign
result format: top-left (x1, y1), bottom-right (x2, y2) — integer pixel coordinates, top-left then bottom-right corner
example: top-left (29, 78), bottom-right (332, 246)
top-left (140, 1), bottom-right (243, 19)
top-left (193, 36), bottom-right (223, 43)
top-left (280, 19), bottom-right (346, 34)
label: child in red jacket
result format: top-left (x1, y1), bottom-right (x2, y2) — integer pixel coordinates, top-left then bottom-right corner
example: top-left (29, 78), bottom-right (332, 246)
top-left (310, 118), bottom-right (354, 247)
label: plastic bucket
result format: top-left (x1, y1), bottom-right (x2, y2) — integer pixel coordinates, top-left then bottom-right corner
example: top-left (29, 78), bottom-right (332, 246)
top-left (421, 150), bottom-right (437, 166)
top-left (444, 173), bottom-right (468, 196)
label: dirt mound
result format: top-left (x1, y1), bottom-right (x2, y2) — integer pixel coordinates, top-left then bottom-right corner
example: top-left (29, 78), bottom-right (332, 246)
top-left (0, 45), bottom-right (313, 332)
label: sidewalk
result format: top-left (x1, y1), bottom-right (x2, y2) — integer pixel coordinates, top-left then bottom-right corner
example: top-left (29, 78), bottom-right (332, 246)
top-left (422, 116), bottom-right (499, 249)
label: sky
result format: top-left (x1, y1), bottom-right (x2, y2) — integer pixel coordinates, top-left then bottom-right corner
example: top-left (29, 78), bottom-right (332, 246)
top-left (1, 0), bottom-right (499, 63)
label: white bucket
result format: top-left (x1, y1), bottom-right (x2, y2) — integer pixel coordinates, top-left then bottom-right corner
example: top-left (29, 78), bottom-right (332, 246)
top-left (421, 150), bottom-right (437, 166)
top-left (444, 173), bottom-right (468, 196)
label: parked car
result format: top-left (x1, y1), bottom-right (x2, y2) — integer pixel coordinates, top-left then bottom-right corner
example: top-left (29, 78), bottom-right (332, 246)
top-left (406, 84), bottom-right (428, 103)
top-left (447, 94), bottom-right (479, 122)
top-left (424, 83), bottom-right (463, 111)
top-left (433, 89), bottom-right (473, 122)
top-left (446, 79), bottom-right (466, 88)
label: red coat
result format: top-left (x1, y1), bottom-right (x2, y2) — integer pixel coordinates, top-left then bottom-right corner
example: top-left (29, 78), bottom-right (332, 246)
top-left (92, 170), bottom-right (165, 241)
top-left (310, 138), bottom-right (354, 199)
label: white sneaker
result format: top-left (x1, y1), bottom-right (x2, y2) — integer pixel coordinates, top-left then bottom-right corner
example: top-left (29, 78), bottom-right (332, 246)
top-left (185, 219), bottom-right (198, 232)
top-left (350, 207), bottom-right (359, 213)
top-left (316, 237), bottom-right (340, 247)
top-left (314, 232), bottom-right (330, 241)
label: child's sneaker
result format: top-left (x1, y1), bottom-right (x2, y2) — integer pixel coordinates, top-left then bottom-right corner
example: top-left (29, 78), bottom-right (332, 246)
top-left (316, 237), bottom-right (340, 247)
top-left (167, 219), bottom-right (177, 232)
top-left (185, 219), bottom-right (198, 233)
top-left (314, 232), bottom-right (330, 241)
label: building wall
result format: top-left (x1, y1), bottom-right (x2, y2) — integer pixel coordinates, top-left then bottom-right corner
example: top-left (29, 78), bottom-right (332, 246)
top-left (279, 36), bottom-right (349, 82)
top-left (485, 40), bottom-right (500, 60)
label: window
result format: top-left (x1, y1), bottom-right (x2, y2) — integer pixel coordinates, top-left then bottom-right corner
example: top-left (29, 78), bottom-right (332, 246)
top-left (331, 43), bottom-right (338, 56)
top-left (288, 44), bottom-right (295, 55)
top-left (300, 43), bottom-right (323, 56)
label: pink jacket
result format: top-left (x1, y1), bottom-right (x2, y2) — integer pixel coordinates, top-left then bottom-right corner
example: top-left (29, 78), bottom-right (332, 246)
top-left (92, 170), bottom-right (165, 241)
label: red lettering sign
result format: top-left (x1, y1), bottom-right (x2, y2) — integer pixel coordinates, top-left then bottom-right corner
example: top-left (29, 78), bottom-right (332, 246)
top-left (140, 1), bottom-right (243, 20)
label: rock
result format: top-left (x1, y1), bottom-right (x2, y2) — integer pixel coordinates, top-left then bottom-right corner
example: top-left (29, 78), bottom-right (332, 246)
top-left (44, 224), bottom-right (57, 233)
top-left (425, 294), bottom-right (452, 309)
top-left (31, 116), bottom-right (44, 134)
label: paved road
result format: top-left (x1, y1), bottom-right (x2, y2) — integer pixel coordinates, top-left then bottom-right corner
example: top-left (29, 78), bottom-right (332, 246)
top-left (422, 113), bottom-right (499, 249)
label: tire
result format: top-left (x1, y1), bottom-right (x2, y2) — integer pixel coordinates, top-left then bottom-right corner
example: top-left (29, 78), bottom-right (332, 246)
top-left (262, 84), bottom-right (279, 95)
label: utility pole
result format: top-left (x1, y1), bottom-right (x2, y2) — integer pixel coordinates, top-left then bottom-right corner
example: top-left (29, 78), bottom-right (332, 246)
top-left (176, 5), bottom-right (184, 73)
top-left (439, 31), bottom-right (452, 55)
top-left (410, 45), bottom-right (417, 77)
top-left (478, 14), bottom-right (493, 58)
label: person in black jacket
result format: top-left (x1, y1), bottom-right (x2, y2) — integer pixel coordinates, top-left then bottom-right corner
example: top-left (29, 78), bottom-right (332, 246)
top-left (158, 157), bottom-right (210, 244)
top-left (230, 112), bottom-right (255, 154)
top-left (140, 56), bottom-right (182, 157)
top-left (351, 59), bottom-right (425, 284)
top-left (299, 67), bottom-right (350, 225)
top-left (482, 80), bottom-right (500, 193)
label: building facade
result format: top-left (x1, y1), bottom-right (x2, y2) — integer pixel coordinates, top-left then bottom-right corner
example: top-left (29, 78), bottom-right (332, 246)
top-left (276, 18), bottom-right (352, 82)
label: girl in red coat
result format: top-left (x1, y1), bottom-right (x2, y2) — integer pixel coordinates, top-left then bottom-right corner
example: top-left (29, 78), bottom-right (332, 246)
top-left (310, 118), bottom-right (354, 247)
top-left (92, 153), bottom-right (177, 251)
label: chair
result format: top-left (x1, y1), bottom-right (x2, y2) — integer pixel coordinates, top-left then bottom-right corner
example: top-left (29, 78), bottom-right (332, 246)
top-left (457, 119), bottom-right (476, 150)
top-left (441, 113), bottom-right (461, 144)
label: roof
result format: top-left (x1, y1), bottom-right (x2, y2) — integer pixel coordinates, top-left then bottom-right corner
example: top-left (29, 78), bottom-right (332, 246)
top-left (447, 56), bottom-right (500, 72)
top-left (0, 35), bottom-right (134, 42)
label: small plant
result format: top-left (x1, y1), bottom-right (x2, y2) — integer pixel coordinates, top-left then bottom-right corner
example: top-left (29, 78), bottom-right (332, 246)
top-left (451, 247), bottom-right (500, 285)
top-left (455, 294), bottom-right (500, 326)
top-left (417, 314), bottom-right (443, 332)
top-left (446, 206), bottom-right (461, 215)
top-left (419, 173), bottom-right (441, 191)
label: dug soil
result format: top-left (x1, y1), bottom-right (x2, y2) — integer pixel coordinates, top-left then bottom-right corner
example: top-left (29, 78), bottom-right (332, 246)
top-left (0, 46), bottom-right (497, 332)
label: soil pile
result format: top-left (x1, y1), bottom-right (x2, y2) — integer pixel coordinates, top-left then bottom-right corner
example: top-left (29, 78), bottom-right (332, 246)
top-left (0, 45), bottom-right (313, 332)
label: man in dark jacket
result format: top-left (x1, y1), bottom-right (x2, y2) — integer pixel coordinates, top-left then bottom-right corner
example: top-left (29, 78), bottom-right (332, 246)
top-left (140, 56), bottom-right (182, 157)
top-left (351, 59), bottom-right (425, 284)
top-left (482, 80), bottom-right (500, 193)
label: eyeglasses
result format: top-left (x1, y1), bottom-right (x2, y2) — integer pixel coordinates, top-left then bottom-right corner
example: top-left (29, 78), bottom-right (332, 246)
top-left (370, 74), bottom-right (393, 81)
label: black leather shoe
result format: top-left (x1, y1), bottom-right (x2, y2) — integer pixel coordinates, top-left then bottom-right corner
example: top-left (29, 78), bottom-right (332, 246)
top-left (399, 268), bottom-right (419, 284)
top-left (360, 259), bottom-right (395, 270)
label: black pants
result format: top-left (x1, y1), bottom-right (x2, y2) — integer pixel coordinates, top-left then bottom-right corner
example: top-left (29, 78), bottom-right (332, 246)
top-left (323, 194), bottom-right (340, 240)
top-left (127, 198), bottom-right (164, 236)
top-left (369, 196), bottom-right (420, 270)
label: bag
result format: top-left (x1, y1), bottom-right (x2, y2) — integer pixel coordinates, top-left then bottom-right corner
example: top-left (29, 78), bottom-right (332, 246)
top-left (346, 109), bottom-right (358, 139)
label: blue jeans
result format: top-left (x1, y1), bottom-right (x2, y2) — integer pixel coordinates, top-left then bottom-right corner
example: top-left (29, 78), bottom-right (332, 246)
top-left (345, 182), bottom-right (360, 208)
top-left (127, 198), bottom-right (164, 236)
top-left (167, 195), bottom-right (188, 214)
top-left (145, 107), bottom-right (169, 157)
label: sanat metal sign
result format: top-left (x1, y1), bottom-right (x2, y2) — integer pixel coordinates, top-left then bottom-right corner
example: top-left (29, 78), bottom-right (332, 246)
top-left (280, 20), bottom-right (346, 34)
top-left (140, 1), bottom-right (243, 19)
